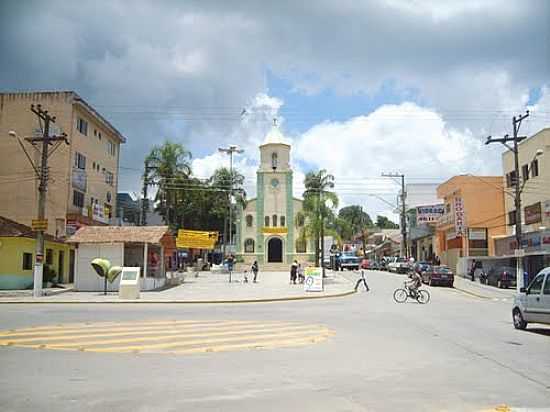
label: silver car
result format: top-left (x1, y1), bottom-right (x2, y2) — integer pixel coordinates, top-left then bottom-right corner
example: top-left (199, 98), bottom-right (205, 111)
top-left (512, 267), bottom-right (550, 330)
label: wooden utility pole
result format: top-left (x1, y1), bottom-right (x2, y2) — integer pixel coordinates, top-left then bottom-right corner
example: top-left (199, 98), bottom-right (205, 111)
top-left (14, 105), bottom-right (69, 297)
top-left (485, 110), bottom-right (529, 291)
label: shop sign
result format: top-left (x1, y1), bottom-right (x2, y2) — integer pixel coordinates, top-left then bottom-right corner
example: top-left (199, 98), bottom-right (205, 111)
top-left (454, 197), bottom-right (465, 235)
top-left (416, 204), bottom-right (445, 225)
top-left (304, 267), bottom-right (323, 292)
top-left (525, 202), bottom-right (542, 225)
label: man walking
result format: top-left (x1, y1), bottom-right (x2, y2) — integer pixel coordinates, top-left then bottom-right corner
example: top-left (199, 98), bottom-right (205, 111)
top-left (251, 261), bottom-right (259, 283)
top-left (355, 270), bottom-right (370, 292)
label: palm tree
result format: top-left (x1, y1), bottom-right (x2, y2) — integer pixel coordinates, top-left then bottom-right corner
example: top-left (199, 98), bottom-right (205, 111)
top-left (145, 141), bottom-right (192, 228)
top-left (299, 170), bottom-right (338, 266)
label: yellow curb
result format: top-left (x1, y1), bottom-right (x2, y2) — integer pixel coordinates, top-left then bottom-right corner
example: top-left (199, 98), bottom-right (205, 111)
top-left (451, 285), bottom-right (492, 300)
top-left (0, 289), bottom-right (356, 305)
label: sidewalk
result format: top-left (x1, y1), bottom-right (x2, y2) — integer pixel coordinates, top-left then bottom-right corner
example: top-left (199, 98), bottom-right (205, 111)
top-left (0, 271), bottom-right (355, 304)
top-left (453, 276), bottom-right (516, 300)
top-left (0, 284), bottom-right (74, 298)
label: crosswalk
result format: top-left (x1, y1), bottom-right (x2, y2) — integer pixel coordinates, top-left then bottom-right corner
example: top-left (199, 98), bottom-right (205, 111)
top-left (0, 320), bottom-right (334, 355)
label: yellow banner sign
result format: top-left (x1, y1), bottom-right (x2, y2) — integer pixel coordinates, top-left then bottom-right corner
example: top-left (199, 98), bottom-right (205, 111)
top-left (262, 227), bottom-right (288, 234)
top-left (176, 229), bottom-right (219, 250)
top-left (31, 219), bottom-right (48, 231)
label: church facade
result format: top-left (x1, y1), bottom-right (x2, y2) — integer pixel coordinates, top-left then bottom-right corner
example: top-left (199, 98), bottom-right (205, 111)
top-left (235, 126), bottom-right (314, 265)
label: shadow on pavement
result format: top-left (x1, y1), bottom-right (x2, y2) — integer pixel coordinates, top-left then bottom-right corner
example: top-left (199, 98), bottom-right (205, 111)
top-left (525, 327), bottom-right (550, 337)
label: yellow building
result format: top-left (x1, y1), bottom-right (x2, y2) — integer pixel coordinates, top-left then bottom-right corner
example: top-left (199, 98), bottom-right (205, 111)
top-left (0, 91), bottom-right (126, 238)
top-left (0, 216), bottom-right (73, 289)
top-left (436, 175), bottom-right (507, 273)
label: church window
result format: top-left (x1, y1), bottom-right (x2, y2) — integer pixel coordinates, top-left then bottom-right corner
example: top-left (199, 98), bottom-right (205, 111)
top-left (272, 214), bottom-right (277, 227)
top-left (271, 152), bottom-right (278, 170)
top-left (244, 238), bottom-right (255, 253)
top-left (280, 216), bottom-right (285, 227)
top-left (246, 214), bottom-right (253, 227)
top-left (265, 216), bottom-right (270, 227)
top-left (296, 239), bottom-right (307, 253)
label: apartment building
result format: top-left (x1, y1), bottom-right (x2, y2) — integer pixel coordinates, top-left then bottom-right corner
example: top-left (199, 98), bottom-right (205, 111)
top-left (495, 128), bottom-right (550, 278)
top-left (0, 91), bottom-right (126, 238)
top-left (435, 175), bottom-right (507, 274)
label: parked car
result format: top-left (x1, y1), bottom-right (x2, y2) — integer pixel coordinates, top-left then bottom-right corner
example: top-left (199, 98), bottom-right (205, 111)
top-left (388, 257), bottom-right (409, 274)
top-left (361, 259), bottom-right (379, 270)
top-left (512, 267), bottom-right (550, 330)
top-left (486, 266), bottom-right (517, 289)
top-left (337, 251), bottom-right (360, 271)
top-left (413, 261), bottom-right (430, 274)
top-left (421, 265), bottom-right (454, 287)
top-left (368, 261), bottom-right (380, 270)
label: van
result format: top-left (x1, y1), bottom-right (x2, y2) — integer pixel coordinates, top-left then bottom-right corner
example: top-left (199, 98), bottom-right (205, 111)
top-left (512, 267), bottom-right (550, 329)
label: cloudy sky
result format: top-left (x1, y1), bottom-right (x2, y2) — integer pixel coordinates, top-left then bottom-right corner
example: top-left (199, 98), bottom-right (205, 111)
top-left (1, 0), bottom-right (549, 220)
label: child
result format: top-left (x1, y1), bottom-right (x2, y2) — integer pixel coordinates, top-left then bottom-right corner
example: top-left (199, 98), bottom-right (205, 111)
top-left (297, 263), bottom-right (305, 284)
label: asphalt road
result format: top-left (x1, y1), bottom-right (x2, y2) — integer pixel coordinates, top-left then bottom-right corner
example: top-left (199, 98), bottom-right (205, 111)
top-left (1, 270), bottom-right (549, 411)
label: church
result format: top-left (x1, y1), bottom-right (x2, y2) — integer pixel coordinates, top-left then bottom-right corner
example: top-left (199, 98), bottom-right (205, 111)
top-left (235, 124), bottom-right (314, 267)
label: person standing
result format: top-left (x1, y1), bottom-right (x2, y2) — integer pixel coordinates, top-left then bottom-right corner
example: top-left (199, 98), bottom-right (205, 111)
top-left (354, 270), bottom-right (370, 292)
top-left (251, 260), bottom-right (259, 283)
top-left (290, 260), bottom-right (298, 284)
top-left (297, 263), bottom-right (305, 284)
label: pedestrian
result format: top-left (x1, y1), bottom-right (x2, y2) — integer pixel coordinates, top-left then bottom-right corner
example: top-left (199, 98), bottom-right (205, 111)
top-left (290, 260), bottom-right (298, 284)
top-left (470, 259), bottom-right (476, 281)
top-left (297, 263), bottom-right (305, 284)
top-left (354, 270), bottom-right (370, 292)
top-left (251, 260), bottom-right (259, 283)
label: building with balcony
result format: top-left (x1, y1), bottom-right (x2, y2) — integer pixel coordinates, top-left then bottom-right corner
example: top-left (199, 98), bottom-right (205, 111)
top-left (435, 175), bottom-right (507, 274)
top-left (0, 91), bottom-right (126, 238)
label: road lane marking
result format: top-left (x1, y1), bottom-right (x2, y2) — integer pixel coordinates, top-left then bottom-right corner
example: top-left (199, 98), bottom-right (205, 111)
top-left (35, 325), bottom-right (321, 349)
top-left (0, 319), bottom-right (252, 337)
top-left (0, 321), bottom-right (278, 344)
top-left (0, 320), bottom-right (333, 355)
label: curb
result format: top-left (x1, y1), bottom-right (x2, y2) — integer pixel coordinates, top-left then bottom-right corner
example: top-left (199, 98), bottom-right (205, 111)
top-left (452, 285), bottom-right (492, 300)
top-left (0, 289), bottom-right (357, 305)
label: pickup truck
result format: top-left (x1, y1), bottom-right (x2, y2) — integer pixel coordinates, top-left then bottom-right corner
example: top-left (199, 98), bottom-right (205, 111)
top-left (388, 257), bottom-right (410, 274)
top-left (337, 252), bottom-right (360, 271)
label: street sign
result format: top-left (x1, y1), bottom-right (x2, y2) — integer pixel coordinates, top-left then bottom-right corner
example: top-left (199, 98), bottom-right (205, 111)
top-left (31, 219), bottom-right (48, 231)
top-left (304, 267), bottom-right (323, 292)
top-left (176, 229), bottom-right (218, 249)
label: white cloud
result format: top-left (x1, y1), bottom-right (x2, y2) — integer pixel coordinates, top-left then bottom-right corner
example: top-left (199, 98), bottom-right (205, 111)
top-left (293, 101), bottom-right (504, 219)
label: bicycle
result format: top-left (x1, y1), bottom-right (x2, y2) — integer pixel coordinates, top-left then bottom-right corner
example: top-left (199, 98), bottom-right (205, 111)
top-left (393, 282), bottom-right (430, 304)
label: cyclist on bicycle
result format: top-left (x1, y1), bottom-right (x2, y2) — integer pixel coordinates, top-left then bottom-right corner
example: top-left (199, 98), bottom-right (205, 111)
top-left (406, 270), bottom-right (422, 297)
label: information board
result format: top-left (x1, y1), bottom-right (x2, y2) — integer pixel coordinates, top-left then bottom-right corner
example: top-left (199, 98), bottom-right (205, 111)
top-left (304, 267), bottom-right (323, 292)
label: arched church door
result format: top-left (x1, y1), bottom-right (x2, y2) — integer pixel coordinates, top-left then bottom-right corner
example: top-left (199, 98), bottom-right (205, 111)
top-left (267, 237), bottom-right (283, 263)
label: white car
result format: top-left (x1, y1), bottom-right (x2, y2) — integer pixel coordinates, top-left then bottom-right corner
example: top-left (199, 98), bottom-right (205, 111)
top-left (388, 257), bottom-right (409, 274)
top-left (512, 267), bottom-right (550, 330)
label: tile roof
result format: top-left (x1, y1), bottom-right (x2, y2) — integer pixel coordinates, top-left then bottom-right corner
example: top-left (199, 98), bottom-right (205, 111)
top-left (66, 225), bottom-right (170, 244)
top-left (0, 216), bottom-right (63, 243)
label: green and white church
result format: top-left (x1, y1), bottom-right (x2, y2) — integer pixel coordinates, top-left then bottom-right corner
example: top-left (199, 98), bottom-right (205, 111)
top-left (235, 125), bottom-right (314, 266)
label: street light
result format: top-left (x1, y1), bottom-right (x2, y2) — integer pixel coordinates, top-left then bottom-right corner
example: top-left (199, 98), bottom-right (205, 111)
top-left (218, 145), bottom-right (244, 260)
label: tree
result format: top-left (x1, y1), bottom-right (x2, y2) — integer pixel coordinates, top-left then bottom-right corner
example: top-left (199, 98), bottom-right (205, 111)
top-left (338, 205), bottom-right (373, 255)
top-left (145, 141), bottom-right (192, 228)
top-left (376, 215), bottom-right (399, 229)
top-left (297, 170), bottom-right (339, 266)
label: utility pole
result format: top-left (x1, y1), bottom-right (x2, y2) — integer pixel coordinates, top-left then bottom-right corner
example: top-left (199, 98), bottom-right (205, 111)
top-left (9, 105), bottom-right (68, 297)
top-left (141, 159), bottom-right (150, 226)
top-left (485, 110), bottom-right (529, 292)
top-left (382, 172), bottom-right (407, 257)
top-left (218, 145), bottom-right (244, 257)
